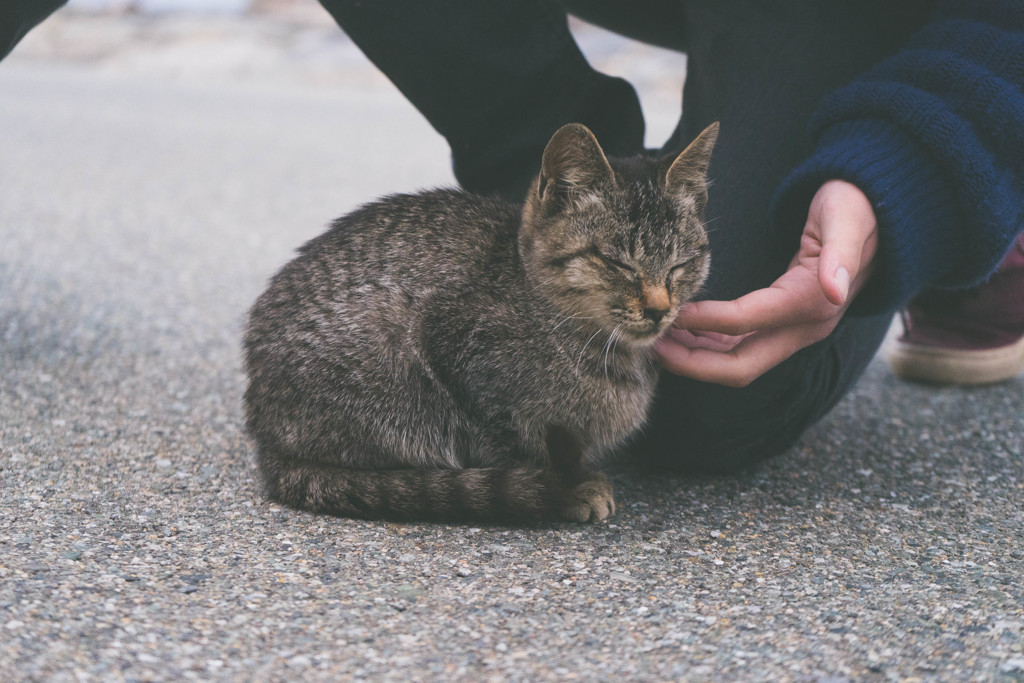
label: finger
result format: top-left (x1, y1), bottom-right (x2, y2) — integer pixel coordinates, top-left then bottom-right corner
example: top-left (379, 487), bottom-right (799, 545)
top-left (818, 238), bottom-right (856, 307)
top-left (673, 277), bottom-right (831, 336)
top-left (655, 322), bottom-right (831, 387)
top-left (664, 327), bottom-right (747, 352)
top-left (816, 192), bottom-right (878, 307)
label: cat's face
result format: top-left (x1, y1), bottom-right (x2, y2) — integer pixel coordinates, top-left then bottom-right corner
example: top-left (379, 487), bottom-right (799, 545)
top-left (520, 123), bottom-right (718, 346)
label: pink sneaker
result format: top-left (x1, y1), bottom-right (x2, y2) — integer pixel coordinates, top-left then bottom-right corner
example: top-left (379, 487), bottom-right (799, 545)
top-left (890, 234), bottom-right (1024, 385)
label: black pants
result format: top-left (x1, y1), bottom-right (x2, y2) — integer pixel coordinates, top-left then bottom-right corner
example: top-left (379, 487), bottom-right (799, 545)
top-left (3, 1), bottom-right (931, 472)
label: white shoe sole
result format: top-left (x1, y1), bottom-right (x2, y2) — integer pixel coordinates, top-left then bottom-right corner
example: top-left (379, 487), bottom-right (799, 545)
top-left (889, 334), bottom-right (1024, 385)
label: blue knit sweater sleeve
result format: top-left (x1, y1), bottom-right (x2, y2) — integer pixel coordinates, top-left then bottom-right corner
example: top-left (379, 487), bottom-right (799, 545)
top-left (771, 0), bottom-right (1024, 315)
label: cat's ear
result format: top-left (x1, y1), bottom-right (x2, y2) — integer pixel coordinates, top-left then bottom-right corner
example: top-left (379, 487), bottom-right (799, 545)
top-left (664, 121), bottom-right (719, 199)
top-left (538, 123), bottom-right (615, 204)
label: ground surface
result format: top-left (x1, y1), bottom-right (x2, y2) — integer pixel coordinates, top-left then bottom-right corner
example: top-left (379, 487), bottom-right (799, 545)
top-left (1, 10), bottom-right (1022, 683)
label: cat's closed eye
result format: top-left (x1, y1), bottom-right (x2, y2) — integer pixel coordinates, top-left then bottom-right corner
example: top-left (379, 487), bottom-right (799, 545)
top-left (667, 253), bottom-right (706, 286)
top-left (601, 254), bottom-right (636, 275)
top-left (669, 258), bottom-right (697, 275)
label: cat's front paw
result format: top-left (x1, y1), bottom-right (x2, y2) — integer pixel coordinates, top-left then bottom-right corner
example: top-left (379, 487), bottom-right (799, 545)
top-left (560, 474), bottom-right (615, 523)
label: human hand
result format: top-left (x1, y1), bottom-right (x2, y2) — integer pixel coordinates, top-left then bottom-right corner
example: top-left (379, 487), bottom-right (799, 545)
top-left (654, 179), bottom-right (879, 387)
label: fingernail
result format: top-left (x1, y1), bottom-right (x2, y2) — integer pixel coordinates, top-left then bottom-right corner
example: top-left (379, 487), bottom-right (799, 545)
top-left (835, 267), bottom-right (851, 303)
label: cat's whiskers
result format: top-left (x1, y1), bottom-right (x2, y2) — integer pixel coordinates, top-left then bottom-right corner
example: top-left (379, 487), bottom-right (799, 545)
top-left (550, 314), bottom-right (594, 335)
top-left (576, 328), bottom-right (605, 377)
top-left (603, 324), bottom-right (623, 379)
top-left (549, 306), bottom-right (605, 335)
top-left (549, 307), bottom-right (609, 360)
top-left (526, 275), bottom-right (560, 295)
top-left (701, 215), bottom-right (723, 235)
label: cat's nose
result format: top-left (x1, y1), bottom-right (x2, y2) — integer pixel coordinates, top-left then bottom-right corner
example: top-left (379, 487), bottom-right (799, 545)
top-left (642, 306), bottom-right (670, 323)
top-left (641, 283), bottom-right (670, 323)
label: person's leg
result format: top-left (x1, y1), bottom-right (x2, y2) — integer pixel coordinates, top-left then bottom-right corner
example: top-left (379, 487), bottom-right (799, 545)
top-left (317, 0), bottom-right (649, 201)
top-left (666, 0), bottom-right (936, 303)
top-left (639, 0), bottom-right (936, 473)
top-left (0, 0), bottom-right (65, 62)
top-left (642, 312), bottom-right (894, 473)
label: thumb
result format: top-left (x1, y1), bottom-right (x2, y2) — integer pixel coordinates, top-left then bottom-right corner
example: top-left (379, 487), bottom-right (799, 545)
top-left (814, 182), bottom-right (877, 307)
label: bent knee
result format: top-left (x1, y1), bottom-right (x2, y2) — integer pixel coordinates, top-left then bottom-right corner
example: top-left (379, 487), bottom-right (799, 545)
top-left (638, 406), bottom-right (807, 474)
top-left (638, 340), bottom-right (861, 473)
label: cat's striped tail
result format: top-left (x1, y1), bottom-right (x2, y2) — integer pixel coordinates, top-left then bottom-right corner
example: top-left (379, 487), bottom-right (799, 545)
top-left (257, 456), bottom-right (614, 524)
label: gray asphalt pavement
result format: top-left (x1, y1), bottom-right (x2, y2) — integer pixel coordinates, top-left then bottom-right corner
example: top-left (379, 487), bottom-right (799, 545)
top-left (2, 22), bottom-right (1023, 682)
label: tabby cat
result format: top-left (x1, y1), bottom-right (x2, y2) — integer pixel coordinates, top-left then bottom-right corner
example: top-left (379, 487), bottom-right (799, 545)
top-left (243, 122), bottom-right (719, 523)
